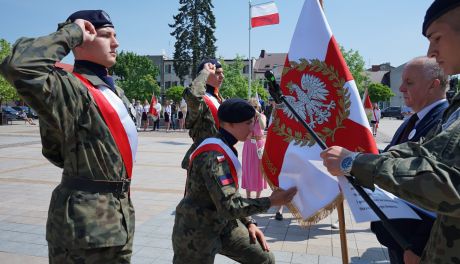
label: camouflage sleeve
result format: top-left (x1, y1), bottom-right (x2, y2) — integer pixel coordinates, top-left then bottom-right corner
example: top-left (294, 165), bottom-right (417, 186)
top-left (183, 70), bottom-right (210, 128)
top-left (351, 139), bottom-right (460, 217)
top-left (197, 151), bottom-right (271, 219)
top-left (0, 22), bottom-right (83, 126)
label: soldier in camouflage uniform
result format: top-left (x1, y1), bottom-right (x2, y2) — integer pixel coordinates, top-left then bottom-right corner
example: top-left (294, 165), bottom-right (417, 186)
top-left (181, 59), bottom-right (224, 169)
top-left (321, 2), bottom-right (460, 263)
top-left (0, 10), bottom-right (137, 263)
top-left (172, 99), bottom-right (297, 264)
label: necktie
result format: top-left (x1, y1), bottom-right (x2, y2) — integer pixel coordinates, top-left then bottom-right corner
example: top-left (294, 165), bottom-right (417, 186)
top-left (398, 114), bottom-right (419, 143)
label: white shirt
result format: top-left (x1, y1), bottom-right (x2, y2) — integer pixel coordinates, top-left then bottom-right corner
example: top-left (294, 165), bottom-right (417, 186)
top-left (415, 99), bottom-right (447, 127)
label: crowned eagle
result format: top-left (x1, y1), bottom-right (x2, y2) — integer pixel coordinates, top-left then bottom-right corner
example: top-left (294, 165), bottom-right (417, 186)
top-left (282, 74), bottom-right (336, 128)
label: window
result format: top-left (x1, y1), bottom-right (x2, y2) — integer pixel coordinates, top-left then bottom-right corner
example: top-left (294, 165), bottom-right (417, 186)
top-left (166, 64), bottom-right (172, 74)
top-left (165, 81), bottom-right (171, 89)
top-left (243, 65), bottom-right (249, 74)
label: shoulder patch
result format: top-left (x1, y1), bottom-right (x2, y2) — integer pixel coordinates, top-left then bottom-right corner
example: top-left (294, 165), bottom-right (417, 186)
top-left (218, 173), bottom-right (234, 186)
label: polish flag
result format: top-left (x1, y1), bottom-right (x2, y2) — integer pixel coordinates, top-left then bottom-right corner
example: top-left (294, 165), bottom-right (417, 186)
top-left (251, 2), bottom-right (280, 28)
top-left (262, 0), bottom-right (378, 224)
top-left (149, 95), bottom-right (158, 116)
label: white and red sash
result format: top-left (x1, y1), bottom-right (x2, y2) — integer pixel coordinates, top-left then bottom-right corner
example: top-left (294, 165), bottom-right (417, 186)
top-left (190, 138), bottom-right (241, 188)
top-left (73, 73), bottom-right (138, 178)
top-left (203, 93), bottom-right (221, 128)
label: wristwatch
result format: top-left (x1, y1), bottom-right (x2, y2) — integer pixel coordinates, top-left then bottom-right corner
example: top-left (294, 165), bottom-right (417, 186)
top-left (246, 218), bottom-right (258, 227)
top-left (340, 152), bottom-right (359, 176)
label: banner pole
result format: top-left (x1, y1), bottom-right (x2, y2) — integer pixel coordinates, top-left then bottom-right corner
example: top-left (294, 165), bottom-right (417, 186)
top-left (337, 201), bottom-right (349, 264)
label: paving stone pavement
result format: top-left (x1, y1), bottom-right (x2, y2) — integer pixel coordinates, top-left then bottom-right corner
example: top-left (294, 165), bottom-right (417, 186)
top-left (0, 119), bottom-right (403, 263)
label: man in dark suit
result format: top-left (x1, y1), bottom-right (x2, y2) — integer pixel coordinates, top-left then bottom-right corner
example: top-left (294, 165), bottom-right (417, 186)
top-left (372, 56), bottom-right (449, 264)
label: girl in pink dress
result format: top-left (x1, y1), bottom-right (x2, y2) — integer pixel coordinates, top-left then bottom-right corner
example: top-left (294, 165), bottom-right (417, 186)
top-left (242, 98), bottom-right (267, 198)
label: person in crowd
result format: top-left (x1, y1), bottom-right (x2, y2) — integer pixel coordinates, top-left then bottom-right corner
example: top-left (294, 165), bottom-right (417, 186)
top-left (371, 103), bottom-right (381, 136)
top-left (142, 99), bottom-right (150, 131)
top-left (320, 1), bottom-right (460, 262)
top-left (164, 100), bottom-right (171, 132)
top-left (152, 100), bottom-right (162, 131)
top-left (371, 56), bottom-right (449, 264)
top-left (171, 102), bottom-right (177, 130)
top-left (172, 98), bottom-right (297, 264)
top-left (20, 110), bottom-right (36, 125)
top-left (135, 100), bottom-right (143, 130)
top-left (242, 97), bottom-right (267, 199)
top-left (0, 10), bottom-right (137, 263)
top-left (179, 98), bottom-right (187, 131)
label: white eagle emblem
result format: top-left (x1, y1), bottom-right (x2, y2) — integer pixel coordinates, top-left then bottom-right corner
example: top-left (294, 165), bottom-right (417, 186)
top-left (282, 74), bottom-right (336, 128)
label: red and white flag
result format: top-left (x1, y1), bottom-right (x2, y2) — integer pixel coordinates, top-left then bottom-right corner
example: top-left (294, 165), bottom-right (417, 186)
top-left (362, 88), bottom-right (373, 121)
top-left (262, 0), bottom-right (378, 224)
top-left (251, 2), bottom-right (280, 28)
top-left (149, 94), bottom-right (158, 117)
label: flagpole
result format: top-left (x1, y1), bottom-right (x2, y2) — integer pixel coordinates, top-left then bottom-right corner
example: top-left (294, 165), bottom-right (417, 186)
top-left (248, 0), bottom-right (252, 99)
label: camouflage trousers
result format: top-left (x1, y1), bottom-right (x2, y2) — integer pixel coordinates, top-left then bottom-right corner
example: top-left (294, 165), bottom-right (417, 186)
top-left (173, 220), bottom-right (275, 264)
top-left (48, 237), bottom-right (133, 264)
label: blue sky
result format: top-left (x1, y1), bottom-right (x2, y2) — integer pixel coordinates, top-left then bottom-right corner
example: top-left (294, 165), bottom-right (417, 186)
top-left (0, 0), bottom-right (433, 68)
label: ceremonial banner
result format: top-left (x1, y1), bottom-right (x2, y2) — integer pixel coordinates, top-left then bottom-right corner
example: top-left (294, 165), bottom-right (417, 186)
top-left (251, 2), bottom-right (280, 28)
top-left (262, 0), bottom-right (378, 225)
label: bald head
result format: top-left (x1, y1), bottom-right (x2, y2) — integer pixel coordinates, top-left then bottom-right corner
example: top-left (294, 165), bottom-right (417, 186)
top-left (400, 56), bottom-right (447, 112)
top-left (408, 56), bottom-right (448, 89)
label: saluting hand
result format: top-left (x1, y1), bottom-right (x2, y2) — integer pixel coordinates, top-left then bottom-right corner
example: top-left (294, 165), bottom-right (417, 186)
top-left (203, 62), bottom-right (216, 75)
top-left (269, 186), bottom-right (297, 206)
top-left (73, 19), bottom-right (97, 43)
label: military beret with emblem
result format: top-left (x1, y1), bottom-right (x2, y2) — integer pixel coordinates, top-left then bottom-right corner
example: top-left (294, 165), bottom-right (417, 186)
top-left (218, 98), bottom-right (255, 123)
top-left (423, 0), bottom-right (460, 36)
top-left (66, 10), bottom-right (114, 29)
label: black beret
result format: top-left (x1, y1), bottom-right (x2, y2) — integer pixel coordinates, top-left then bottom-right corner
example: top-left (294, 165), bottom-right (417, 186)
top-left (218, 98), bottom-right (255, 123)
top-left (423, 0), bottom-right (460, 36)
top-left (197, 58), bottom-right (222, 75)
top-left (67, 10), bottom-right (114, 29)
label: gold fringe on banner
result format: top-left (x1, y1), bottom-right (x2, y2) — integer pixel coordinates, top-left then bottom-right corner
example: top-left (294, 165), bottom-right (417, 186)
top-left (261, 156), bottom-right (343, 228)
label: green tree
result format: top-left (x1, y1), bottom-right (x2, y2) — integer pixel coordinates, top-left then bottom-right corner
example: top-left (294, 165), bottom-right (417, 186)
top-left (0, 39), bottom-right (19, 106)
top-left (169, 0), bottom-right (217, 82)
top-left (110, 51), bottom-right (160, 101)
top-left (251, 79), bottom-right (268, 102)
top-left (219, 56), bottom-right (269, 100)
top-left (220, 57), bottom-right (248, 99)
top-left (368, 83), bottom-right (394, 102)
top-left (340, 46), bottom-right (370, 95)
top-left (165, 85), bottom-right (185, 103)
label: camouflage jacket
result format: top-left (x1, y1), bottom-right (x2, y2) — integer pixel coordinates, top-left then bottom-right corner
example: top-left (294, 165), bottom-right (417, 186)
top-left (181, 70), bottom-right (220, 169)
top-left (351, 94), bottom-right (460, 263)
top-left (175, 133), bottom-right (271, 239)
top-left (0, 23), bottom-right (135, 249)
